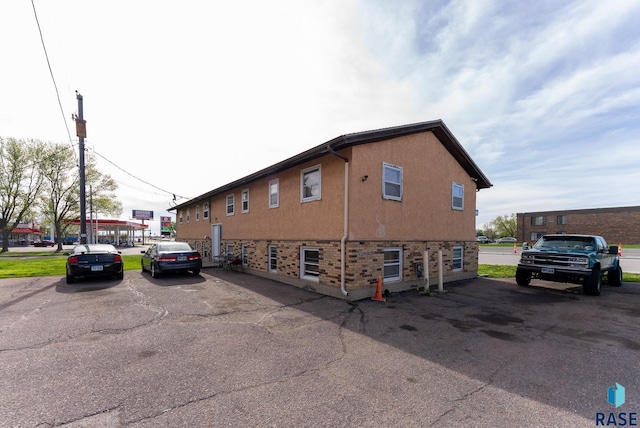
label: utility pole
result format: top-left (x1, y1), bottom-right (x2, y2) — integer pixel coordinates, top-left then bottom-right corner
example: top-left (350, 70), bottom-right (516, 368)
top-left (76, 92), bottom-right (87, 244)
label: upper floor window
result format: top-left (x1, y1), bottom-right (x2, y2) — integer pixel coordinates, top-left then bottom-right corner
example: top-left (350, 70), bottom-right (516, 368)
top-left (226, 194), bottom-right (235, 216)
top-left (382, 162), bottom-right (402, 201)
top-left (452, 183), bottom-right (464, 210)
top-left (195, 205), bottom-right (200, 221)
top-left (301, 165), bottom-right (321, 202)
top-left (242, 189), bottom-right (250, 213)
top-left (557, 215), bottom-right (567, 225)
top-left (269, 178), bottom-right (279, 208)
top-left (178, 210), bottom-right (183, 224)
top-left (531, 216), bottom-right (545, 226)
top-left (186, 208), bottom-right (190, 223)
top-left (203, 202), bottom-right (209, 219)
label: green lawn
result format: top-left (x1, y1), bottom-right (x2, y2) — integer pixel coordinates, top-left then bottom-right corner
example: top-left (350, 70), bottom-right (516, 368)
top-left (0, 253), bottom-right (142, 279)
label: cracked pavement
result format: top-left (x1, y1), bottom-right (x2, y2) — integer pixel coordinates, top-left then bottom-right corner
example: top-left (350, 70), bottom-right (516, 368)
top-left (1, 269), bottom-right (639, 427)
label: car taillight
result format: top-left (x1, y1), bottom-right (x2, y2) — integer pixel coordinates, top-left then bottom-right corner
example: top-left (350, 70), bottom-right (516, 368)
top-left (188, 253), bottom-right (202, 261)
top-left (114, 254), bottom-right (122, 262)
top-left (68, 256), bottom-right (79, 264)
top-left (158, 256), bottom-right (176, 262)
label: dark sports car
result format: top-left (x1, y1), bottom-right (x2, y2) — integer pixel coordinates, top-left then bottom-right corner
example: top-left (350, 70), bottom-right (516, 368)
top-left (34, 240), bottom-right (55, 247)
top-left (66, 244), bottom-right (124, 284)
top-left (141, 242), bottom-right (202, 278)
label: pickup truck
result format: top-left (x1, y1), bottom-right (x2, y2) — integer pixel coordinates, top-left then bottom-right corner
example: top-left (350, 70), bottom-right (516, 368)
top-left (516, 234), bottom-right (621, 296)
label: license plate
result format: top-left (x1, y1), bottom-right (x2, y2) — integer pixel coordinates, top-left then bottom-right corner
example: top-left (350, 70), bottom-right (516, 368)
top-left (177, 256), bottom-right (187, 261)
top-left (91, 265), bottom-right (104, 272)
top-left (541, 267), bottom-right (554, 274)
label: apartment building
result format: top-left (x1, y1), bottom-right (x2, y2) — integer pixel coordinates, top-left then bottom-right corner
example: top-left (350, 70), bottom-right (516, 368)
top-left (172, 120), bottom-right (491, 300)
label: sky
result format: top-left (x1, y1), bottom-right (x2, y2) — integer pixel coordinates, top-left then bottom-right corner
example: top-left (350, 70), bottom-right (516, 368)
top-left (1, 0), bottom-right (639, 234)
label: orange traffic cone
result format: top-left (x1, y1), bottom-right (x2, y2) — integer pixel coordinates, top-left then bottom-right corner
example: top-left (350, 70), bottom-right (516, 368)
top-left (513, 243), bottom-right (517, 254)
top-left (372, 276), bottom-right (386, 302)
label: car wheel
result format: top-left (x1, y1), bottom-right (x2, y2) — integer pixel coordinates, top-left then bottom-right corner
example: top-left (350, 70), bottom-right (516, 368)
top-left (583, 268), bottom-right (601, 296)
top-left (515, 268), bottom-right (531, 286)
top-left (192, 269), bottom-right (200, 276)
top-left (151, 263), bottom-right (159, 278)
top-left (609, 265), bottom-right (623, 287)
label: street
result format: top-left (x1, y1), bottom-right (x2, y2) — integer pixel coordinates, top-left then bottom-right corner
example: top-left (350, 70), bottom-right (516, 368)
top-left (479, 246), bottom-right (640, 273)
top-left (1, 268), bottom-right (639, 427)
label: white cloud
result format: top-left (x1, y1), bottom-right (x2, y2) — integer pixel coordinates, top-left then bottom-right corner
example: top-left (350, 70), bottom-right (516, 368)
top-left (1, 0), bottom-right (639, 233)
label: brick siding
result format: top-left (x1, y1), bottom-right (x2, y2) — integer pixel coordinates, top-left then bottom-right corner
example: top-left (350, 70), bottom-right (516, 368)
top-left (517, 206), bottom-right (640, 245)
top-left (180, 237), bottom-right (478, 300)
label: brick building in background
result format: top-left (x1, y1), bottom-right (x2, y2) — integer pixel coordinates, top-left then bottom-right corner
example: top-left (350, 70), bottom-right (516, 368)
top-left (517, 206), bottom-right (640, 245)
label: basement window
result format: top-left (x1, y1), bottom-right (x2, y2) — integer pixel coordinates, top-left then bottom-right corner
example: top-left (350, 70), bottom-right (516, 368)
top-left (300, 247), bottom-right (320, 281)
top-left (383, 248), bottom-right (402, 282)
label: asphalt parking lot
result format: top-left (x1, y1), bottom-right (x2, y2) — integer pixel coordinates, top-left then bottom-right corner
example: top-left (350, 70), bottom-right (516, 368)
top-left (0, 268), bottom-right (639, 427)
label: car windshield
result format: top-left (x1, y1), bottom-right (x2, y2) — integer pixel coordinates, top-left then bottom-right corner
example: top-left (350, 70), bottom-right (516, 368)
top-left (534, 236), bottom-right (595, 251)
top-left (158, 243), bottom-right (192, 252)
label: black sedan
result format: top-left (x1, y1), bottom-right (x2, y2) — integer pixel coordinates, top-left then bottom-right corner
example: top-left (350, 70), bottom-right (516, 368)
top-left (65, 244), bottom-right (124, 284)
top-left (141, 242), bottom-right (202, 278)
top-left (34, 240), bottom-right (55, 247)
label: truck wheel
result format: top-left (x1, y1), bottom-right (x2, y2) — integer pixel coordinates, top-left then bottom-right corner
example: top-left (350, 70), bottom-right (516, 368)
top-left (516, 269), bottom-right (531, 286)
top-left (609, 265), bottom-right (623, 287)
top-left (583, 268), bottom-right (601, 296)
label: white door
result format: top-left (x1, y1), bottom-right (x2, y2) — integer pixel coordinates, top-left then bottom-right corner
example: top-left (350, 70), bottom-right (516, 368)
top-left (211, 224), bottom-right (221, 258)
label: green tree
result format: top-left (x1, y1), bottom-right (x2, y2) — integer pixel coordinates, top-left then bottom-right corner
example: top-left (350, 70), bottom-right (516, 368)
top-left (490, 213), bottom-right (517, 238)
top-left (39, 144), bottom-right (122, 250)
top-left (0, 138), bottom-right (46, 252)
top-left (39, 144), bottom-right (81, 251)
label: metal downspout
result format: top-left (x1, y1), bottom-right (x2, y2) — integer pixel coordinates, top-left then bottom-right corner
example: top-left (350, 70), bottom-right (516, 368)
top-left (328, 144), bottom-right (349, 296)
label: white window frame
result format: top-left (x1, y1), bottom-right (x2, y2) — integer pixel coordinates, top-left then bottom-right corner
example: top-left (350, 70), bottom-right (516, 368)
top-left (452, 182), bottom-right (464, 210)
top-left (226, 194), bottom-right (235, 216)
top-left (241, 244), bottom-right (248, 267)
top-left (179, 210), bottom-right (183, 224)
top-left (383, 247), bottom-right (402, 282)
top-left (382, 162), bottom-right (403, 201)
top-left (203, 202), bottom-right (209, 220)
top-left (452, 246), bottom-right (463, 271)
top-left (195, 205), bottom-right (200, 221)
top-left (268, 245), bottom-right (277, 273)
top-left (300, 164), bottom-right (321, 203)
top-left (269, 178), bottom-right (279, 208)
top-left (186, 208), bottom-right (190, 223)
top-left (241, 189), bottom-right (250, 213)
top-left (300, 246), bottom-right (320, 282)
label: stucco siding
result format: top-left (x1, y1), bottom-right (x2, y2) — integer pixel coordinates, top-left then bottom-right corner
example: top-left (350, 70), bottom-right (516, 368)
top-left (349, 132), bottom-right (477, 241)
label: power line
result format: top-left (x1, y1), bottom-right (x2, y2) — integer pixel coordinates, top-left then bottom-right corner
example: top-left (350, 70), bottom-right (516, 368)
top-left (89, 147), bottom-right (190, 201)
top-left (30, 0), bottom-right (77, 164)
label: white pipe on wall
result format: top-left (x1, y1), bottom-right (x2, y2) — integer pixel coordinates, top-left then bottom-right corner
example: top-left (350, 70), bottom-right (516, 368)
top-left (340, 161), bottom-right (349, 296)
top-left (438, 250), bottom-right (444, 292)
top-left (423, 250), bottom-right (429, 289)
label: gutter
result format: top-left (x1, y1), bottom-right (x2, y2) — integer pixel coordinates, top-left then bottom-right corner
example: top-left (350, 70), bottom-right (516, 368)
top-left (328, 143), bottom-right (349, 296)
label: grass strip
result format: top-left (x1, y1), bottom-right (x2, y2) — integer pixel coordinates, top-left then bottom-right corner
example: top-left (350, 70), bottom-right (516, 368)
top-left (0, 255), bottom-right (142, 279)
